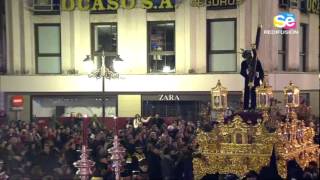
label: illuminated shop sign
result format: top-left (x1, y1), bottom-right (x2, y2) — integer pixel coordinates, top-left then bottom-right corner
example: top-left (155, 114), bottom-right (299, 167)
top-left (61, 0), bottom-right (177, 10)
top-left (159, 94), bottom-right (180, 101)
top-left (11, 96), bottom-right (24, 110)
top-left (279, 0), bottom-right (319, 14)
top-left (190, 0), bottom-right (239, 9)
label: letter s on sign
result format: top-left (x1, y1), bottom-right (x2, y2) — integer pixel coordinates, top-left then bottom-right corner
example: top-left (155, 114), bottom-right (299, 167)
top-left (273, 15), bottom-right (286, 28)
top-left (141, 0), bottom-right (153, 9)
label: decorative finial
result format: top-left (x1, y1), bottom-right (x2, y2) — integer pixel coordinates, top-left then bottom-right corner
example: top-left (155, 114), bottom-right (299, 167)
top-left (217, 80), bottom-right (221, 86)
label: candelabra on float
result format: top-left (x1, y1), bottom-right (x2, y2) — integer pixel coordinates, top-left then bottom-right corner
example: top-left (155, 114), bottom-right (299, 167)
top-left (255, 77), bottom-right (273, 122)
top-left (108, 116), bottom-right (126, 180)
top-left (211, 80), bottom-right (228, 123)
top-left (73, 116), bottom-right (95, 180)
top-left (0, 160), bottom-right (9, 180)
top-left (283, 81), bottom-right (300, 121)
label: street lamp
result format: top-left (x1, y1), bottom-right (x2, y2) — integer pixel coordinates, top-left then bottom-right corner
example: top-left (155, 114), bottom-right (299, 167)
top-left (83, 51), bottom-right (124, 120)
top-left (80, 52), bottom-right (124, 179)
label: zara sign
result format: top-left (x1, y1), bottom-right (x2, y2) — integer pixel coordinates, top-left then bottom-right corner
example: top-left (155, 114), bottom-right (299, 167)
top-left (159, 94), bottom-right (180, 101)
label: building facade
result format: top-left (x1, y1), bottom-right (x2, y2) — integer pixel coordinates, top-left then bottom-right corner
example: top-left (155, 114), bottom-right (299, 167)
top-left (0, 0), bottom-right (319, 121)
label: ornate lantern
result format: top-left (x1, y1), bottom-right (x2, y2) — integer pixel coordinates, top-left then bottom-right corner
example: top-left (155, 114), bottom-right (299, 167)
top-left (256, 80), bottom-right (273, 111)
top-left (283, 81), bottom-right (300, 108)
top-left (211, 80), bottom-right (228, 122)
top-left (283, 81), bottom-right (300, 119)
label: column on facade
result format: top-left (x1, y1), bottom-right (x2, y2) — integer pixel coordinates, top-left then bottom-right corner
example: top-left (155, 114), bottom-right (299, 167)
top-left (307, 13), bottom-right (319, 71)
top-left (286, 8), bottom-right (300, 71)
top-left (118, 8), bottom-right (147, 74)
top-left (72, 10), bottom-right (90, 74)
top-left (244, 0), bottom-right (252, 49)
top-left (252, 0), bottom-right (278, 72)
top-left (22, 0), bottom-right (33, 74)
top-left (189, 5), bottom-right (206, 73)
top-left (257, 0), bottom-right (279, 73)
top-left (175, 1), bottom-right (188, 74)
top-left (238, 0), bottom-right (246, 69)
top-left (61, 11), bottom-right (72, 74)
top-left (8, 0), bottom-right (23, 73)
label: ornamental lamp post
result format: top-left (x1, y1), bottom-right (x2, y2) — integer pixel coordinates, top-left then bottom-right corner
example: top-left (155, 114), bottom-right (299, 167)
top-left (283, 81), bottom-right (300, 120)
top-left (82, 52), bottom-right (124, 179)
top-left (83, 51), bottom-right (124, 120)
top-left (211, 80), bottom-right (228, 123)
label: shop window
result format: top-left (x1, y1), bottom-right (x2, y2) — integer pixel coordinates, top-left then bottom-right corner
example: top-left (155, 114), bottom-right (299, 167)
top-left (299, 23), bottom-right (307, 72)
top-left (207, 19), bottom-right (237, 72)
top-left (142, 101), bottom-right (199, 121)
top-left (35, 24), bottom-right (61, 74)
top-left (148, 21), bottom-right (175, 73)
top-left (32, 96), bottom-right (117, 118)
top-left (91, 23), bottom-right (117, 65)
top-left (278, 34), bottom-right (287, 71)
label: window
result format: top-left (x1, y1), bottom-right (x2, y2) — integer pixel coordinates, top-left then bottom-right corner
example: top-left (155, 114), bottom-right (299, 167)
top-left (33, 0), bottom-right (60, 15)
top-left (35, 24), bottom-right (61, 74)
top-left (207, 19), bottom-right (237, 72)
top-left (299, 24), bottom-right (307, 72)
top-left (278, 34), bottom-right (287, 71)
top-left (91, 23), bottom-right (117, 66)
top-left (148, 21), bottom-right (175, 73)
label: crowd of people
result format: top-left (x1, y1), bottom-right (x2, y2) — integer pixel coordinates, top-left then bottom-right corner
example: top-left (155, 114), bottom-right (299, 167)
top-left (0, 112), bottom-right (319, 180)
top-left (0, 113), bottom-right (200, 180)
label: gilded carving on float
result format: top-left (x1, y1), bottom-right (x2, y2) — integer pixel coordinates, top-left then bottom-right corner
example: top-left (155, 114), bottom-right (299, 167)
top-left (193, 80), bottom-right (319, 179)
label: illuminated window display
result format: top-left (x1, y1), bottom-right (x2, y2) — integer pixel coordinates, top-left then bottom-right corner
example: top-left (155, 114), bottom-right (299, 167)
top-left (148, 21), bottom-right (175, 73)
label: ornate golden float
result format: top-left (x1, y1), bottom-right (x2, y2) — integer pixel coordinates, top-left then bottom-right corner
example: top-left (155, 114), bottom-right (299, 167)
top-left (193, 80), bottom-right (319, 179)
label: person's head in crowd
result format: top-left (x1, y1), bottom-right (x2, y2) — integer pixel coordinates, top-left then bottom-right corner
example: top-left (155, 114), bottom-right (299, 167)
top-left (43, 144), bottom-right (51, 154)
top-left (149, 131), bottom-right (157, 141)
top-left (244, 170), bottom-right (259, 180)
top-left (134, 114), bottom-right (141, 119)
top-left (155, 113), bottom-right (160, 119)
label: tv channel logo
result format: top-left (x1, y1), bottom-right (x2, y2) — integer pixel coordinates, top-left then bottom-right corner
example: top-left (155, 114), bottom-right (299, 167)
top-left (273, 12), bottom-right (296, 30)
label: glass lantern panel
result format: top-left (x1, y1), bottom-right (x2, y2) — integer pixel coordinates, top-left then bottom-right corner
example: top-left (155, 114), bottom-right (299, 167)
top-left (261, 94), bottom-right (267, 106)
top-left (213, 96), bottom-right (220, 107)
top-left (287, 94), bottom-right (293, 104)
top-left (294, 94), bottom-right (300, 106)
top-left (221, 97), bottom-right (225, 107)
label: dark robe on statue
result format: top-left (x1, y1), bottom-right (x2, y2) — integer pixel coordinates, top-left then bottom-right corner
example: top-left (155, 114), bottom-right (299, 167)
top-left (240, 49), bottom-right (264, 110)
